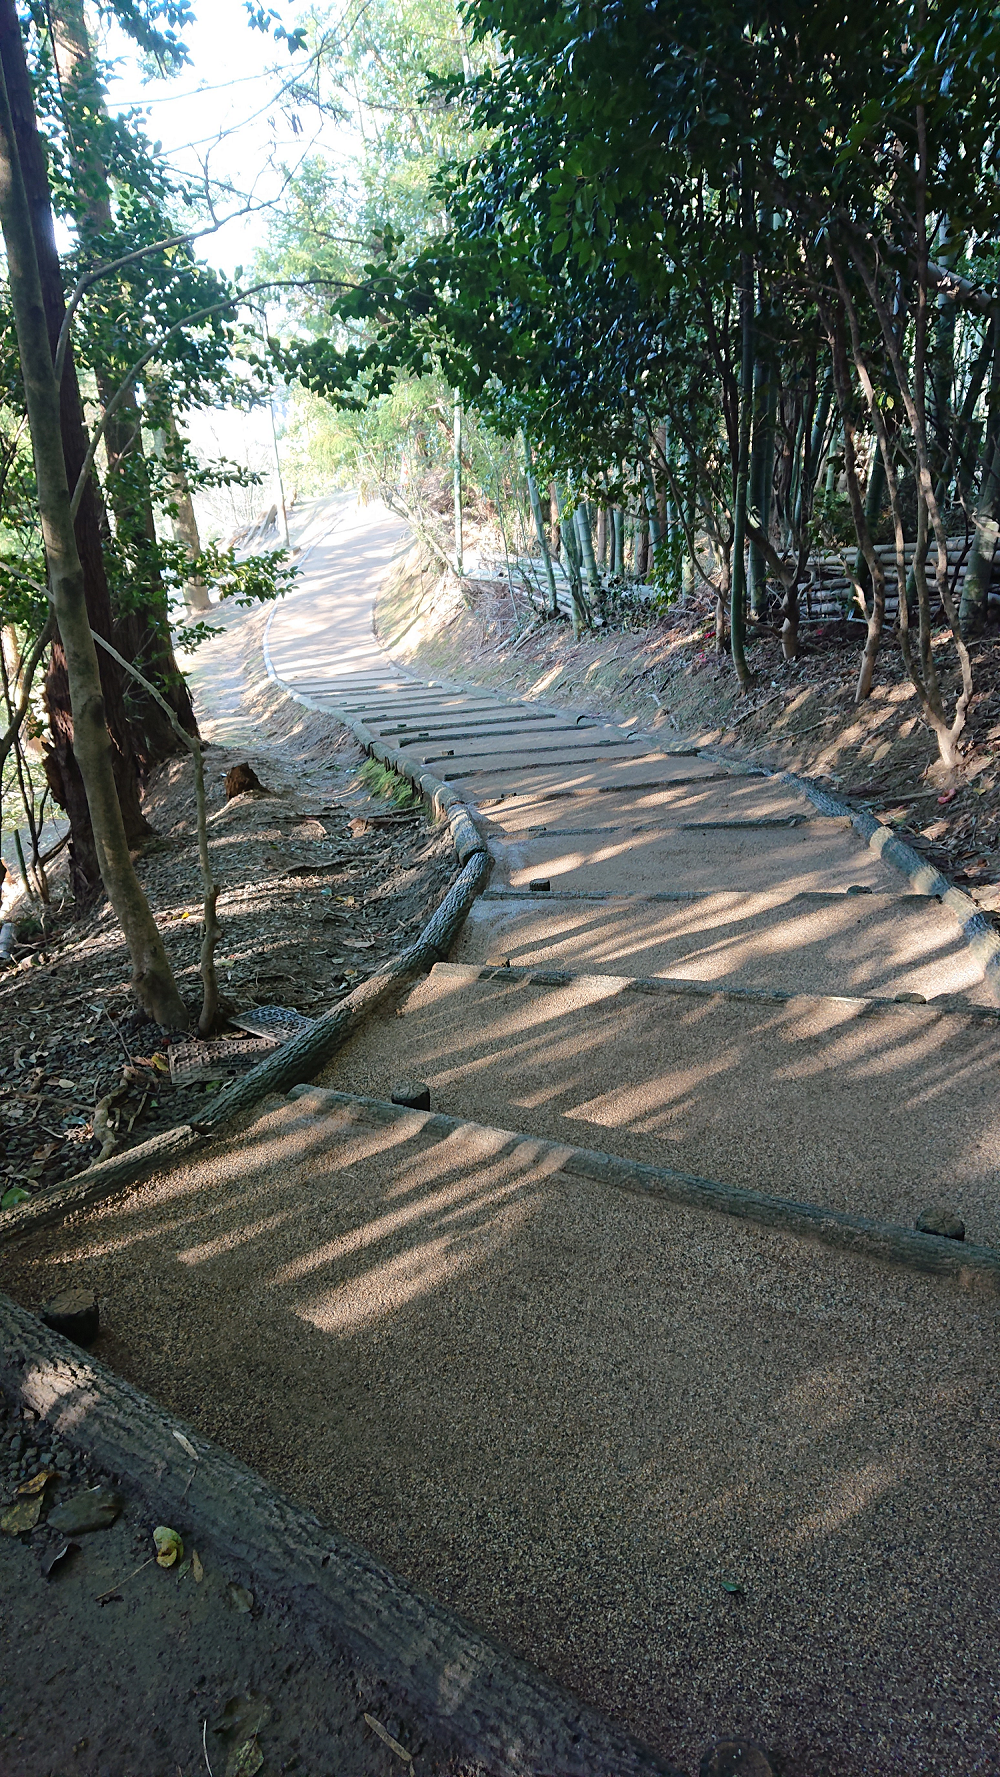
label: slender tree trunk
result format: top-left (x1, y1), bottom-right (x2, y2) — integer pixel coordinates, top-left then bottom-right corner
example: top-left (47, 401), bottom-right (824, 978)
top-left (730, 219), bottom-right (753, 688)
top-left (522, 434), bottom-right (559, 616)
top-left (748, 351), bottom-right (774, 616)
top-left (156, 411), bottom-right (210, 613)
top-left (959, 435), bottom-right (1000, 637)
top-left (49, 0), bottom-right (197, 769)
top-left (0, 0), bottom-right (148, 899)
top-left (828, 305), bottom-right (888, 702)
top-left (636, 513), bottom-right (650, 580)
top-left (0, 45), bottom-right (187, 1025)
top-left (574, 499), bottom-right (601, 606)
top-left (452, 391), bottom-right (463, 576)
top-left (612, 507), bottom-right (624, 576)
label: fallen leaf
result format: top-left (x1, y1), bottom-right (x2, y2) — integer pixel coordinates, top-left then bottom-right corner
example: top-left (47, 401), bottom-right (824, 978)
top-left (41, 1539), bottom-right (79, 1578)
top-left (192, 1548), bottom-right (204, 1583)
top-left (17, 1469), bottom-right (56, 1496)
top-left (56, 1078), bottom-right (76, 1091)
top-left (149, 1054), bottom-right (170, 1074)
top-left (225, 1737), bottom-right (263, 1777)
top-left (342, 938), bottom-right (375, 950)
top-left (228, 1582), bottom-right (254, 1614)
top-left (211, 1693), bottom-right (272, 1740)
top-left (1, 1186), bottom-right (31, 1209)
top-left (1, 1495), bottom-right (43, 1534)
top-left (153, 1525), bottom-right (184, 1567)
top-left (363, 1713), bottom-right (414, 1764)
top-left (175, 1555), bottom-right (192, 1581)
top-left (172, 1429), bottom-right (199, 1462)
top-left (720, 1578), bottom-right (744, 1595)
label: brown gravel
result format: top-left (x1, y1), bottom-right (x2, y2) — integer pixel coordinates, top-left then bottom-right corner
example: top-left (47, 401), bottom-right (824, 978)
top-left (4, 1089), bottom-right (998, 1777)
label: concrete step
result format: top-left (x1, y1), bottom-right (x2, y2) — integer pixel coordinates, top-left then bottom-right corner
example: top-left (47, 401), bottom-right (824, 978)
top-left (320, 961), bottom-right (1000, 1242)
top-left (452, 888), bottom-right (993, 1005)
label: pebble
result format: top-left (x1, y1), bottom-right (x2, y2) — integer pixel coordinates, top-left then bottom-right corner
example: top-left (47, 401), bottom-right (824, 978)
top-left (390, 1079), bottom-right (431, 1111)
top-left (700, 1739), bottom-right (778, 1777)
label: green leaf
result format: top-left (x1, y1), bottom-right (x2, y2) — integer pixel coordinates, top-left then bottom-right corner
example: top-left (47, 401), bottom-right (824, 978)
top-left (1, 1187), bottom-right (31, 1209)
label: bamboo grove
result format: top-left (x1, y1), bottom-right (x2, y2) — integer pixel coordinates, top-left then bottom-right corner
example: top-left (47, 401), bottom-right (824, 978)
top-left (280, 0), bottom-right (1000, 772)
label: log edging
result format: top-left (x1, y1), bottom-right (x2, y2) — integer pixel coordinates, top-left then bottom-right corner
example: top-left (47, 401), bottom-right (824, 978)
top-left (0, 1292), bottom-right (681, 1777)
top-left (290, 1086), bottom-right (1000, 1293)
top-left (1, 645), bottom-right (490, 1240)
top-left (779, 770), bottom-right (1000, 1004)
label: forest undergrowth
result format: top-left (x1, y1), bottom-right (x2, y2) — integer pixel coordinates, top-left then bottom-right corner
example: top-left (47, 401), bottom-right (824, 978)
top-left (379, 541), bottom-right (1000, 916)
top-left (0, 683), bottom-right (454, 1209)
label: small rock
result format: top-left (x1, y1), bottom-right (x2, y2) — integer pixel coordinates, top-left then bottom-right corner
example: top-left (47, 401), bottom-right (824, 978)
top-left (915, 1206), bottom-right (966, 1241)
top-left (700, 1739), bottom-right (779, 1777)
top-left (528, 878), bottom-right (551, 892)
top-left (390, 1079), bottom-right (431, 1112)
top-left (48, 1486), bottom-right (123, 1535)
top-left (845, 884), bottom-right (872, 896)
top-left (894, 991), bottom-right (926, 1004)
top-left (40, 1288), bottom-right (100, 1346)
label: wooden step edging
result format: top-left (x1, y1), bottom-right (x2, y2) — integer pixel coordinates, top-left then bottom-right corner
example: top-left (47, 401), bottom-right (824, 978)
top-left (435, 957), bottom-right (1000, 1022)
top-left (0, 1292), bottom-right (681, 1777)
top-left (262, 610), bottom-right (487, 866)
top-left (288, 1087), bottom-right (1000, 1295)
top-left (778, 770), bottom-right (1000, 1003)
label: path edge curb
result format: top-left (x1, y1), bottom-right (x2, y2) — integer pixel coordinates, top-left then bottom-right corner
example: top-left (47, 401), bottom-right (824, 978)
top-left (776, 768), bottom-right (1000, 1000)
top-left (291, 1086), bottom-right (1000, 1295)
top-left (0, 1292), bottom-right (682, 1777)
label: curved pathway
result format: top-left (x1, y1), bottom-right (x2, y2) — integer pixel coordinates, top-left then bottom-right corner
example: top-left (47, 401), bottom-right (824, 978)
top-left (257, 501), bottom-right (999, 1775)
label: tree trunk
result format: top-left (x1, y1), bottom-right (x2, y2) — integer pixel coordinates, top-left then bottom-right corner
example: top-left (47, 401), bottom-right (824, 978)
top-left (155, 412), bottom-right (210, 612)
top-left (959, 435), bottom-right (1000, 637)
top-left (730, 225), bottom-right (753, 689)
top-left (573, 499), bottom-right (601, 605)
top-left (452, 390), bottom-right (463, 576)
top-left (523, 434), bottom-right (559, 615)
top-left (748, 354), bottom-right (775, 616)
top-left (0, 0), bottom-right (148, 901)
top-left (0, 20), bottom-right (187, 1026)
top-left (48, 0), bottom-right (197, 769)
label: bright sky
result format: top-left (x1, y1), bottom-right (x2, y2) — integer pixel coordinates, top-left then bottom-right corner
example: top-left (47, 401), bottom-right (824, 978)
top-left (98, 2), bottom-right (347, 531)
top-left (101, 0), bottom-right (334, 281)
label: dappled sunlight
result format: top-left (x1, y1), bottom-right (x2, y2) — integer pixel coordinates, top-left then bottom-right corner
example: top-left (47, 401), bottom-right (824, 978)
top-left (464, 874), bottom-right (983, 999)
top-left (565, 1049), bottom-right (737, 1136)
top-left (325, 966), bottom-right (1000, 1234)
top-left (793, 1455), bottom-right (909, 1543)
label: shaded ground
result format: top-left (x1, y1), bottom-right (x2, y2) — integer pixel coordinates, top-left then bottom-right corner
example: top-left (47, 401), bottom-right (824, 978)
top-left (0, 1391), bottom-right (484, 1777)
top-left (5, 1090), bottom-right (998, 1777)
top-left (0, 593), bottom-right (454, 1206)
top-left (378, 543), bottom-right (1000, 908)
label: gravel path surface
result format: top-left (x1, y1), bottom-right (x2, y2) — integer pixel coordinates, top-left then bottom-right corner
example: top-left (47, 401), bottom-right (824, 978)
top-left (6, 1090), bottom-right (999, 1777)
top-left (6, 498), bottom-right (998, 1777)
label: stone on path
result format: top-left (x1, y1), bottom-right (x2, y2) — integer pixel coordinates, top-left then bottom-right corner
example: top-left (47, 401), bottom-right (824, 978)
top-left (700, 1740), bottom-right (779, 1777)
top-left (390, 1078), bottom-right (431, 1111)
